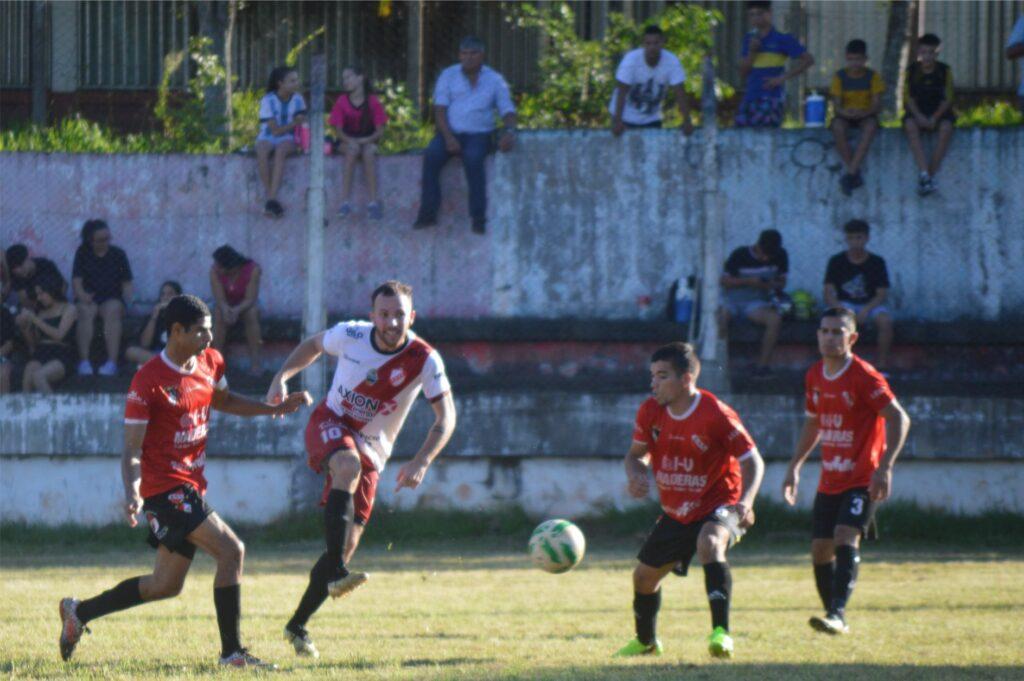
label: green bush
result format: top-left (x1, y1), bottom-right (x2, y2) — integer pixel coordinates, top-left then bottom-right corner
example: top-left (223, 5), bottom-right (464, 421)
top-left (955, 100), bottom-right (1023, 127)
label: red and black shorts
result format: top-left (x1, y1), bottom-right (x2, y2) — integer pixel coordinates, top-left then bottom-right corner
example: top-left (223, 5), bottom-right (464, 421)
top-left (305, 401), bottom-right (380, 525)
top-left (143, 484), bottom-right (212, 560)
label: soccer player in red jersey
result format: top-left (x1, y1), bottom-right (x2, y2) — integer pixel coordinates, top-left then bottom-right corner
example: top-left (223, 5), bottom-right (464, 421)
top-left (58, 295), bottom-right (312, 668)
top-left (614, 342), bottom-right (764, 659)
top-left (782, 307), bottom-right (910, 634)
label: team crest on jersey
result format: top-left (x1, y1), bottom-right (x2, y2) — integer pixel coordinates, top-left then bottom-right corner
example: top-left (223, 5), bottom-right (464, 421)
top-left (365, 368), bottom-right (378, 385)
top-left (812, 390), bottom-right (820, 406)
top-left (842, 391), bottom-right (855, 408)
top-left (691, 435), bottom-right (709, 453)
top-left (161, 386), bottom-right (181, 405)
top-left (651, 427), bottom-right (660, 442)
top-left (389, 368), bottom-right (406, 387)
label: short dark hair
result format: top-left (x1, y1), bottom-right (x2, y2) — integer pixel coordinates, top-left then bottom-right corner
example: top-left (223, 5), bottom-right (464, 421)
top-left (266, 65), bottom-right (297, 93)
top-left (757, 229), bottom-right (783, 257)
top-left (80, 219), bottom-right (109, 245)
top-left (747, 1), bottom-right (772, 11)
top-left (821, 306), bottom-right (857, 330)
top-left (213, 245), bottom-right (251, 270)
top-left (33, 269), bottom-right (67, 303)
top-left (843, 219), bottom-right (870, 235)
top-left (643, 25), bottom-right (664, 37)
top-left (161, 280), bottom-right (183, 295)
top-left (459, 36), bottom-right (485, 52)
top-left (5, 244), bottom-right (28, 269)
top-left (845, 39), bottom-right (867, 55)
top-left (371, 280), bottom-right (414, 307)
top-left (651, 342), bottom-right (701, 376)
top-left (165, 295), bottom-right (210, 333)
top-left (919, 33), bottom-right (941, 47)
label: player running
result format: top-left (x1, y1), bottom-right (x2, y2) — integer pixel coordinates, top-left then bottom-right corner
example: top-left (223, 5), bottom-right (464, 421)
top-left (266, 280), bottom-right (456, 658)
top-left (58, 295), bottom-right (311, 667)
top-left (614, 342), bottom-right (765, 660)
top-left (782, 307), bottom-right (910, 634)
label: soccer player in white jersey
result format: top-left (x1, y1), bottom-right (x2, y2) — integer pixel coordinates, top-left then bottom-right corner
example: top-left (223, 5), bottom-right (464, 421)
top-left (266, 280), bottom-right (457, 657)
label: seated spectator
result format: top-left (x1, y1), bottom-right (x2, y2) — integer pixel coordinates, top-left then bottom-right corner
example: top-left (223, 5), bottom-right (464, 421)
top-left (824, 219), bottom-right (893, 373)
top-left (124, 280), bottom-right (182, 367)
top-left (72, 219), bottom-right (133, 377)
top-left (331, 65), bottom-right (389, 221)
top-left (1, 303), bottom-right (15, 393)
top-left (19, 271), bottom-right (78, 394)
top-left (736, 1), bottom-right (814, 128)
top-left (5, 244), bottom-right (64, 309)
top-left (718, 229), bottom-right (789, 377)
top-left (413, 36), bottom-right (517, 235)
top-left (830, 39), bottom-right (884, 195)
top-left (257, 66), bottom-right (307, 218)
top-left (210, 246), bottom-right (263, 375)
top-left (1006, 15), bottom-right (1024, 113)
top-left (903, 33), bottom-right (955, 196)
top-left (610, 25), bottom-right (693, 136)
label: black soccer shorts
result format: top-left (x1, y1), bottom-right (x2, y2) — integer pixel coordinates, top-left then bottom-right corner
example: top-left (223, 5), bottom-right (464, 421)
top-left (142, 484), bottom-right (212, 560)
top-left (812, 486), bottom-right (875, 539)
top-left (638, 507), bottom-right (743, 575)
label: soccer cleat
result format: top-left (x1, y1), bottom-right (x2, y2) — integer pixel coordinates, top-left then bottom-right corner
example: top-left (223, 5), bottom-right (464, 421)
top-left (58, 597), bottom-right (89, 661)
top-left (612, 637), bottom-right (663, 657)
top-left (708, 626), bottom-right (734, 658)
top-left (218, 648), bottom-right (278, 669)
top-left (283, 625), bottom-right (319, 658)
top-left (327, 571), bottom-right (368, 599)
top-left (809, 612), bottom-right (850, 635)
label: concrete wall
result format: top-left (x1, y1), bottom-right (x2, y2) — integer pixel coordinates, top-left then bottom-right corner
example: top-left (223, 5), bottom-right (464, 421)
top-left (3, 127), bottom-right (1022, 320)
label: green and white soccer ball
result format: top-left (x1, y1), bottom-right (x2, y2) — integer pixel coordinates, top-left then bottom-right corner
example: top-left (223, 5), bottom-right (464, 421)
top-left (528, 519), bottom-right (586, 573)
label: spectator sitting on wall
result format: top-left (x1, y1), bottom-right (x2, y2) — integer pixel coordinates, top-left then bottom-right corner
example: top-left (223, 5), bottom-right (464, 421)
top-left (824, 219), bottom-right (894, 374)
top-left (1, 303), bottom-right (15, 394)
top-left (413, 36), bottom-right (517, 235)
top-left (830, 39), bottom-right (885, 196)
top-left (610, 24), bottom-right (693, 137)
top-left (1005, 15), bottom-right (1024, 113)
top-left (124, 280), bottom-right (182, 367)
top-left (72, 220), bottom-right (133, 377)
top-left (903, 33), bottom-right (956, 197)
top-left (331, 65), bottom-right (389, 221)
top-left (718, 229), bottom-right (789, 378)
top-left (5, 244), bottom-right (65, 309)
top-left (210, 245), bottom-right (263, 376)
top-left (257, 65), bottom-right (307, 219)
top-left (19, 270), bottom-right (78, 394)
top-left (736, 1), bottom-right (814, 128)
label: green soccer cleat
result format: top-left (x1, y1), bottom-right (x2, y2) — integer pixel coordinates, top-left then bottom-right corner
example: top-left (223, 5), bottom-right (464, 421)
top-left (708, 626), bottom-right (734, 658)
top-left (612, 637), bottom-right (663, 657)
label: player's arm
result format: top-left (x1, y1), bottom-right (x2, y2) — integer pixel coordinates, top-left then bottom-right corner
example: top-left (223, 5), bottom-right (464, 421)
top-left (395, 391), bottom-right (457, 492)
top-left (266, 331), bottom-right (327, 404)
top-left (783, 413), bottom-right (821, 505)
top-left (624, 441), bottom-right (651, 499)
top-left (734, 448), bottom-right (765, 527)
top-left (672, 82), bottom-right (693, 135)
top-left (611, 80), bottom-right (630, 135)
top-left (122, 423), bottom-right (146, 527)
top-left (211, 385), bottom-right (311, 417)
top-left (869, 398), bottom-right (911, 502)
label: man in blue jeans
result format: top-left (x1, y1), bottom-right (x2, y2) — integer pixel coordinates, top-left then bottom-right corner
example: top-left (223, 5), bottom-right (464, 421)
top-left (413, 36), bottom-right (517, 235)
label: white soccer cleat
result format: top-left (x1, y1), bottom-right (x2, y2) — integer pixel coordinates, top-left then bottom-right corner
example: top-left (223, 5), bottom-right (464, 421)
top-left (327, 571), bottom-right (368, 599)
top-left (283, 625), bottom-right (320, 658)
top-left (809, 612), bottom-right (850, 635)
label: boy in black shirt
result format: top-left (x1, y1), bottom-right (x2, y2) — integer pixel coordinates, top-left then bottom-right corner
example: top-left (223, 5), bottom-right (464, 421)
top-left (903, 33), bottom-right (955, 196)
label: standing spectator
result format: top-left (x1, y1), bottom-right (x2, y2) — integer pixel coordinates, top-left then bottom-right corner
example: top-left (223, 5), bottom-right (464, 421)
top-left (413, 36), bottom-right (517, 235)
top-left (72, 220), bottom-right (133, 376)
top-left (736, 1), bottom-right (814, 128)
top-left (830, 40), bottom-right (884, 195)
top-left (331, 65), bottom-right (389, 221)
top-left (5, 244), bottom-right (65, 309)
top-left (124, 280), bottom-right (182, 367)
top-left (824, 219), bottom-right (893, 373)
top-left (903, 34), bottom-right (955, 197)
top-left (1006, 16), bottom-right (1024, 113)
top-left (210, 246), bottom-right (263, 375)
top-left (19, 271), bottom-right (78, 393)
top-left (718, 229), bottom-right (789, 377)
top-left (0, 303), bottom-right (15, 393)
top-left (257, 66), bottom-right (307, 218)
top-left (610, 25), bottom-right (693, 136)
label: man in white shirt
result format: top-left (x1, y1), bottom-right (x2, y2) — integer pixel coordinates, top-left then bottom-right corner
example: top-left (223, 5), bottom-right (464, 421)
top-left (413, 36), bottom-right (517, 234)
top-left (611, 25), bottom-right (693, 136)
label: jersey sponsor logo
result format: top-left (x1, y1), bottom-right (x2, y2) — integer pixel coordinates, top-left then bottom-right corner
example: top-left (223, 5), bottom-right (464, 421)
top-left (345, 326), bottom-right (364, 339)
top-left (663, 500), bottom-right (700, 519)
top-left (343, 353), bottom-right (361, 365)
top-left (179, 406), bottom-right (210, 428)
top-left (170, 452), bottom-right (206, 474)
top-left (691, 435), bottom-right (709, 452)
top-left (870, 386), bottom-right (887, 400)
top-left (822, 414), bottom-right (844, 428)
top-left (662, 456), bottom-right (695, 473)
top-left (174, 424), bottom-right (209, 448)
top-left (655, 470), bottom-right (708, 491)
top-left (167, 488), bottom-right (194, 512)
top-left (338, 386), bottom-right (382, 421)
top-left (377, 399), bottom-right (398, 417)
top-left (819, 428), bottom-right (854, 447)
top-left (842, 391), bottom-right (855, 408)
top-left (389, 368), bottom-right (406, 387)
top-left (365, 368), bottom-right (378, 385)
top-left (127, 390), bottom-right (145, 405)
top-left (821, 455), bottom-right (856, 472)
top-left (146, 512), bottom-right (167, 539)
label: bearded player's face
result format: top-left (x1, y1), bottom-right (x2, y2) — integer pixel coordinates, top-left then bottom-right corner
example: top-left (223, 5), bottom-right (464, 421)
top-left (370, 294), bottom-right (415, 351)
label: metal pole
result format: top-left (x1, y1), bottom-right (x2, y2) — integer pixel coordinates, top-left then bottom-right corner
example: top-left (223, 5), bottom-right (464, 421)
top-left (30, 0), bottom-right (47, 125)
top-left (303, 54), bottom-right (327, 399)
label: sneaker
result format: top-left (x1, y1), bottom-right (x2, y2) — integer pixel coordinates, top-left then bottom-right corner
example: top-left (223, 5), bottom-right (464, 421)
top-left (263, 200), bottom-right (275, 217)
top-left (839, 173), bottom-right (854, 196)
top-left (917, 172), bottom-right (933, 196)
top-left (367, 202), bottom-right (383, 221)
top-left (412, 217), bottom-right (437, 230)
top-left (59, 597), bottom-right (89, 661)
top-left (925, 175), bottom-right (937, 194)
top-left (336, 202), bottom-right (353, 219)
top-left (809, 612), bottom-right (849, 635)
top-left (218, 648), bottom-right (278, 669)
top-left (97, 360), bottom-right (117, 377)
top-left (327, 570), bottom-right (369, 599)
top-left (77, 360), bottom-right (94, 376)
top-left (471, 218), bottom-right (486, 235)
top-left (708, 626), bottom-right (734, 658)
top-left (267, 199), bottom-right (285, 218)
top-left (850, 171), bottom-right (864, 190)
top-left (283, 625), bottom-right (319, 658)
top-left (612, 637), bottom-right (663, 657)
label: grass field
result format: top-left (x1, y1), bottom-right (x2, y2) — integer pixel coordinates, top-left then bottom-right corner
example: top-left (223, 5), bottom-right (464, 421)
top-left (3, 529), bottom-right (1024, 680)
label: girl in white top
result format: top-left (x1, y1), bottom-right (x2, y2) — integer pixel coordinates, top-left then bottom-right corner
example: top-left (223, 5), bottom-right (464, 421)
top-left (256, 66), bottom-right (307, 218)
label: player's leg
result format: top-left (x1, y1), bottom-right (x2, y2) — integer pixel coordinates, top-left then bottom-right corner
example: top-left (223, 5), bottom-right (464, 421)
top-left (21, 359), bottom-right (40, 393)
top-left (747, 304), bottom-right (781, 369)
top-left (902, 118), bottom-right (929, 173)
top-left (75, 301), bottom-right (97, 373)
top-left (809, 491), bottom-right (839, 622)
top-left (461, 133), bottom-right (490, 230)
top-left (340, 140), bottom-right (361, 206)
top-left (241, 305), bottom-right (262, 375)
top-left (414, 134), bottom-right (451, 225)
top-left (826, 488), bottom-right (873, 631)
top-left (255, 140), bottom-right (274, 196)
top-left (929, 119), bottom-right (954, 176)
top-left (343, 457), bottom-right (378, 564)
top-left (697, 520), bottom-right (737, 657)
top-left (850, 117), bottom-right (878, 176)
top-left (831, 117), bottom-right (853, 172)
top-left (362, 143), bottom-right (379, 207)
top-left (873, 310), bottom-right (894, 370)
top-left (32, 359), bottom-right (65, 393)
top-left (99, 298), bottom-right (124, 372)
top-left (269, 140), bottom-right (297, 204)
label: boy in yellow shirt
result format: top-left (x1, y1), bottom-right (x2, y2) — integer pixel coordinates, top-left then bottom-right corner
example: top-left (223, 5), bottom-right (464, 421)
top-left (830, 40), bottom-right (885, 196)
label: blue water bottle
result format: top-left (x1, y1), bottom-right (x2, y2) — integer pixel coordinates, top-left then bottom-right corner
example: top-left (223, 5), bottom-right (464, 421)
top-left (804, 91), bottom-right (825, 128)
top-left (674, 276), bottom-right (694, 323)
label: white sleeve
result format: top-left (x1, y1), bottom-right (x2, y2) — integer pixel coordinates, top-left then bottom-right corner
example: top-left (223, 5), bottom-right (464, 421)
top-left (321, 322), bottom-right (351, 357)
top-left (421, 350), bottom-right (451, 401)
top-left (668, 53), bottom-right (686, 86)
top-left (293, 93), bottom-right (307, 115)
top-left (258, 94), bottom-right (274, 121)
top-left (614, 51), bottom-right (634, 84)
top-left (433, 69), bottom-right (452, 106)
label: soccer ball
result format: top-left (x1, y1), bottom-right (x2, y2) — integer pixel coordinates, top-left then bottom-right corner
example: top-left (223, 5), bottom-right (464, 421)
top-left (528, 519), bottom-right (586, 573)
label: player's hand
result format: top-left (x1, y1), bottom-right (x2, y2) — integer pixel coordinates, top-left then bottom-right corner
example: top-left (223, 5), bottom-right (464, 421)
top-left (125, 494), bottom-right (143, 527)
top-left (782, 466), bottom-right (800, 506)
top-left (274, 390), bottom-right (312, 415)
top-left (765, 75), bottom-right (786, 89)
top-left (869, 466), bottom-right (892, 502)
top-left (444, 135), bottom-right (461, 155)
top-left (394, 459), bottom-right (429, 492)
top-left (733, 502), bottom-right (756, 529)
top-left (265, 376), bottom-right (288, 409)
top-left (612, 119), bottom-right (626, 137)
top-left (681, 118), bottom-right (694, 137)
top-left (626, 472), bottom-right (650, 499)
top-left (498, 130), bottom-right (516, 153)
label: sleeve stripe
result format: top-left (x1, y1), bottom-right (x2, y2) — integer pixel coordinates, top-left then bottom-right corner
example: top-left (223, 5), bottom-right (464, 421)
top-left (124, 418), bottom-right (149, 424)
top-left (804, 411), bottom-right (817, 417)
top-left (428, 391), bottom-right (450, 404)
top-left (737, 448), bottom-right (757, 462)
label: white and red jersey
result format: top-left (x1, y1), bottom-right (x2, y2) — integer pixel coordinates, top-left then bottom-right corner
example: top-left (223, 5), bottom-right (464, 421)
top-left (321, 321), bottom-right (450, 471)
top-left (632, 390), bottom-right (758, 524)
top-left (124, 349), bottom-right (228, 498)
top-left (805, 354), bottom-right (895, 494)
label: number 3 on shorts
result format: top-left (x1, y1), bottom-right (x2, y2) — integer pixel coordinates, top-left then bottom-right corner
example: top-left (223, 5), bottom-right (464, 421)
top-left (321, 426), bottom-right (343, 444)
top-left (849, 496), bottom-right (864, 516)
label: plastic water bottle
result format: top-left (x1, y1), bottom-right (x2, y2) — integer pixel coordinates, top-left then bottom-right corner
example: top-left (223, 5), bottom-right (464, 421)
top-left (804, 91), bottom-right (825, 128)
top-left (674, 276), bottom-right (695, 323)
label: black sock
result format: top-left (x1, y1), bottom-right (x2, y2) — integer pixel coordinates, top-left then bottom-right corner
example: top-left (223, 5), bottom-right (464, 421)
top-left (76, 576), bottom-right (144, 624)
top-left (814, 561), bottom-right (836, 611)
top-left (213, 584), bottom-right (242, 658)
top-left (288, 552), bottom-right (332, 631)
top-left (830, 545), bottom-right (860, 617)
top-left (633, 590), bottom-right (661, 645)
top-left (324, 489), bottom-right (353, 573)
top-left (703, 562), bottom-right (732, 631)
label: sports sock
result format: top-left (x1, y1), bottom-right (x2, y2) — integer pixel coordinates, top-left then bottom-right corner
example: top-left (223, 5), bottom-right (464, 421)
top-left (830, 545), bottom-right (860, 617)
top-left (633, 590), bottom-right (661, 646)
top-left (213, 584), bottom-right (242, 658)
top-left (703, 561), bottom-right (732, 631)
top-left (288, 552), bottom-right (332, 630)
top-left (813, 561), bottom-right (836, 611)
top-left (76, 576), bottom-right (144, 624)
top-left (324, 489), bottom-right (354, 573)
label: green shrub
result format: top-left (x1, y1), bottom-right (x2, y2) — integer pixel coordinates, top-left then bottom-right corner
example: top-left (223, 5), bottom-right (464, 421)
top-left (955, 100), bottom-right (1023, 127)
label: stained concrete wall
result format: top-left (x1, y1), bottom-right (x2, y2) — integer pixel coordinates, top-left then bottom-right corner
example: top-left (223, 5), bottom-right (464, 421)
top-left (3, 127), bottom-right (1022, 320)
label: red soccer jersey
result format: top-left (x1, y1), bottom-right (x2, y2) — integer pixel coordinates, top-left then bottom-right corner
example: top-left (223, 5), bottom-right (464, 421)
top-left (805, 354), bottom-right (894, 494)
top-left (632, 390), bottom-right (758, 524)
top-left (124, 349), bottom-right (227, 498)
